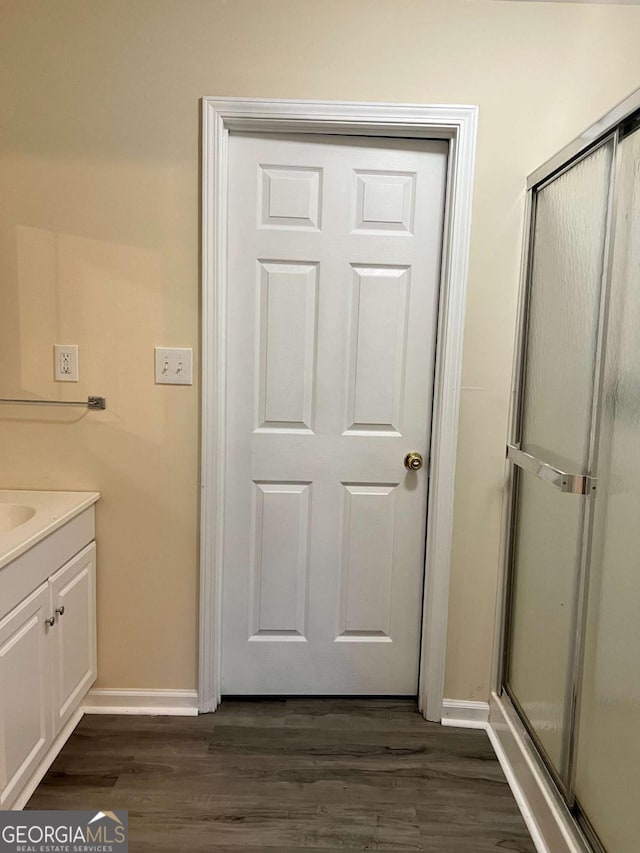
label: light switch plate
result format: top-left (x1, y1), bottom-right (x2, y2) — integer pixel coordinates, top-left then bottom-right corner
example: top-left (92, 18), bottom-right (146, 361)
top-left (54, 344), bottom-right (79, 382)
top-left (155, 347), bottom-right (193, 385)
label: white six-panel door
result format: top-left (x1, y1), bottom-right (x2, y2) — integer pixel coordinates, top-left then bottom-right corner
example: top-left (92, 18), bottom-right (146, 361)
top-left (222, 132), bottom-right (447, 694)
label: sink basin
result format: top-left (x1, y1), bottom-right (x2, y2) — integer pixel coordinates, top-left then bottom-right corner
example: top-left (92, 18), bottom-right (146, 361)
top-left (0, 490), bottom-right (100, 572)
top-left (0, 504), bottom-right (36, 533)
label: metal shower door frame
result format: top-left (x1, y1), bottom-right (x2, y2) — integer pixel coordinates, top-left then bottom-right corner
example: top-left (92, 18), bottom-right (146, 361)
top-left (494, 86), bottom-right (640, 813)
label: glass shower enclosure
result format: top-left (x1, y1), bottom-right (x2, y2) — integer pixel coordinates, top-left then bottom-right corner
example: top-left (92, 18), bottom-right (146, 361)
top-left (501, 92), bottom-right (640, 853)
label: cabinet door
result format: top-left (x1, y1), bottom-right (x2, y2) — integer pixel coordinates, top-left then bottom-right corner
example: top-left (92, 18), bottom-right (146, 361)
top-left (49, 543), bottom-right (97, 732)
top-left (0, 583), bottom-right (52, 808)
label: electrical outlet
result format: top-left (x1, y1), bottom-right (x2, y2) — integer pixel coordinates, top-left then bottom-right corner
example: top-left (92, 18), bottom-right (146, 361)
top-left (54, 344), bottom-right (79, 382)
top-left (154, 347), bottom-right (193, 385)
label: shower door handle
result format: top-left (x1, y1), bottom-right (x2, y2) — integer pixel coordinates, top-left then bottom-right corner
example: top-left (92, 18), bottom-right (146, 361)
top-left (506, 444), bottom-right (597, 495)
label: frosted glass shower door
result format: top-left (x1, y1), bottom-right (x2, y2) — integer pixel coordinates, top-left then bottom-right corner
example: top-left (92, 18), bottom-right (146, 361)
top-left (573, 127), bottom-right (640, 853)
top-left (505, 141), bottom-right (613, 782)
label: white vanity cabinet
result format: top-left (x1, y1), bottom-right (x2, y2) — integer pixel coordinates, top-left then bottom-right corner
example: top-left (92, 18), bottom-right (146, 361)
top-left (0, 495), bottom-right (98, 810)
top-left (0, 583), bottom-right (52, 809)
top-left (49, 544), bottom-right (97, 731)
top-left (49, 543), bottom-right (97, 731)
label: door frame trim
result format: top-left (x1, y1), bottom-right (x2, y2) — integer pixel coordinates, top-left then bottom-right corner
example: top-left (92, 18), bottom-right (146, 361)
top-left (200, 97), bottom-right (478, 720)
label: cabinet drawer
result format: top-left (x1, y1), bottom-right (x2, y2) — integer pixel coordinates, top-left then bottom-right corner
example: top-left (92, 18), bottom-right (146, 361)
top-left (0, 508), bottom-right (95, 620)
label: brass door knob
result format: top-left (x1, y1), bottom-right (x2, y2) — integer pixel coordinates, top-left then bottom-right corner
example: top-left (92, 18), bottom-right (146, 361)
top-left (404, 452), bottom-right (423, 471)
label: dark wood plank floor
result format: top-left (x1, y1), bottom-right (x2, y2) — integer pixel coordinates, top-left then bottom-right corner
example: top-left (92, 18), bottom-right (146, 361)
top-left (26, 698), bottom-right (535, 852)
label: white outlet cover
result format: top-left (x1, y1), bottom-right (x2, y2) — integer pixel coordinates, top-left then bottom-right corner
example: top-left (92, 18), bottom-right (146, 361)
top-left (155, 347), bottom-right (193, 385)
top-left (54, 344), bottom-right (79, 382)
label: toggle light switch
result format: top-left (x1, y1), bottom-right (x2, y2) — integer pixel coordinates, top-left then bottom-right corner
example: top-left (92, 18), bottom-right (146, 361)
top-left (154, 347), bottom-right (193, 385)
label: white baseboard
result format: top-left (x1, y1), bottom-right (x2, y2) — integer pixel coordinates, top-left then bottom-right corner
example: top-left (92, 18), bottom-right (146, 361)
top-left (12, 707), bottom-right (85, 810)
top-left (441, 698), bottom-right (490, 728)
top-left (487, 691), bottom-right (589, 853)
top-left (83, 688), bottom-right (199, 716)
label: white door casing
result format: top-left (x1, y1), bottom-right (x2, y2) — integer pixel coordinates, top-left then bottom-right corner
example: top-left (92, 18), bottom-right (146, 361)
top-left (201, 99), bottom-right (478, 718)
top-left (223, 133), bottom-right (446, 694)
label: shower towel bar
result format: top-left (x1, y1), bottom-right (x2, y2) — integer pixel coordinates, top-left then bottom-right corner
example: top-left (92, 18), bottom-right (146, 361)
top-left (0, 396), bottom-right (106, 410)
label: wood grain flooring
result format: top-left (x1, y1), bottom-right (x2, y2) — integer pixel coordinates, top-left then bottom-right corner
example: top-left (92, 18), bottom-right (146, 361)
top-left (26, 698), bottom-right (535, 852)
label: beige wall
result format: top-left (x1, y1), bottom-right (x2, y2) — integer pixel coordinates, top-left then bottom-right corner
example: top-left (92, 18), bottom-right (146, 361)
top-left (0, 0), bottom-right (638, 698)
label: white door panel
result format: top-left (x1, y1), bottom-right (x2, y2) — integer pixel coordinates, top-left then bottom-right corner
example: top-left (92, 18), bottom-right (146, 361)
top-left (223, 133), bottom-right (447, 694)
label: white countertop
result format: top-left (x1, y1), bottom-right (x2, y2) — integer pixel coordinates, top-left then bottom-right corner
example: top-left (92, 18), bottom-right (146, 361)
top-left (0, 490), bottom-right (100, 571)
